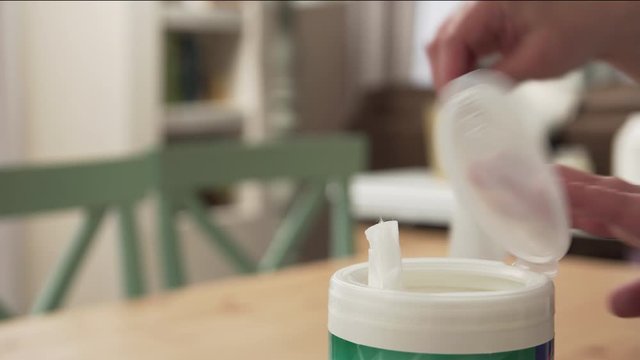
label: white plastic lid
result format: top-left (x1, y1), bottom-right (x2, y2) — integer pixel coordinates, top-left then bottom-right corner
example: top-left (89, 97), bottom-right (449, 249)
top-left (437, 70), bottom-right (570, 276)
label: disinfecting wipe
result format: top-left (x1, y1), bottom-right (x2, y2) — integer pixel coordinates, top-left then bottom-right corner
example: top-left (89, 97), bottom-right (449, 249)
top-left (328, 70), bottom-right (566, 359)
top-left (365, 220), bottom-right (403, 290)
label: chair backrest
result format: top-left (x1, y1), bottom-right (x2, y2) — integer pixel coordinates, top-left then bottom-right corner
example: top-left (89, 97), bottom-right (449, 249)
top-left (159, 134), bottom-right (366, 193)
top-left (0, 155), bottom-right (152, 216)
top-left (0, 153), bottom-right (154, 318)
top-left (156, 134), bottom-right (367, 288)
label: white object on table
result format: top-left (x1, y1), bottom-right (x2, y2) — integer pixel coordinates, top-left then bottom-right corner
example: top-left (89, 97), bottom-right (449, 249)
top-left (350, 168), bottom-right (455, 226)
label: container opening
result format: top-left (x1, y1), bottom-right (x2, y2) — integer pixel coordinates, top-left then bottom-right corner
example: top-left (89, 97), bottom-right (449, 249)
top-left (347, 267), bottom-right (528, 294)
top-left (401, 269), bottom-right (526, 293)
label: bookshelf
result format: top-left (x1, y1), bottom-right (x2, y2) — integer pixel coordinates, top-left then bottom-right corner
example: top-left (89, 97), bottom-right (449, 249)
top-left (158, 2), bottom-right (270, 138)
top-left (160, 1), bottom-right (272, 219)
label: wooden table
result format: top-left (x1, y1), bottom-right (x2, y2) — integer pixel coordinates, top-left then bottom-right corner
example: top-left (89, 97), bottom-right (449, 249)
top-left (1, 226), bottom-right (640, 359)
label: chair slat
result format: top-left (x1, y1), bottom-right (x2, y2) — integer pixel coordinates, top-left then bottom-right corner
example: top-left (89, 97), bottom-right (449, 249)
top-left (258, 182), bottom-right (326, 272)
top-left (329, 178), bottom-right (353, 257)
top-left (0, 300), bottom-right (11, 320)
top-left (31, 207), bottom-right (106, 314)
top-left (117, 203), bottom-right (146, 298)
top-left (183, 194), bottom-right (255, 273)
top-left (158, 194), bottom-right (185, 289)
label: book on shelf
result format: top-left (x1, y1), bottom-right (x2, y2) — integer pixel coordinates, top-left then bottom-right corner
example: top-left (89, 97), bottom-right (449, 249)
top-left (164, 32), bottom-right (232, 104)
top-left (165, 33), bottom-right (182, 103)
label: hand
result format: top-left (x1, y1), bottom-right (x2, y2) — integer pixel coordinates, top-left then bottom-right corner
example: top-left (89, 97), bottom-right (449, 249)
top-left (557, 165), bottom-right (640, 318)
top-left (428, 1), bottom-right (640, 90)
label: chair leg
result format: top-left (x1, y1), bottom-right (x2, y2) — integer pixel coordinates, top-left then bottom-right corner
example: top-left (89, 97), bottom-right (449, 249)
top-left (183, 194), bottom-right (255, 273)
top-left (31, 207), bottom-right (106, 314)
top-left (0, 299), bottom-right (11, 320)
top-left (158, 193), bottom-right (185, 289)
top-left (329, 178), bottom-right (353, 258)
top-left (117, 203), bottom-right (145, 298)
top-left (258, 182), bottom-right (325, 272)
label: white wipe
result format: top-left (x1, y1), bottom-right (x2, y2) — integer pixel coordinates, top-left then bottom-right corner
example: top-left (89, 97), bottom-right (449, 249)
top-left (365, 220), bottom-right (403, 289)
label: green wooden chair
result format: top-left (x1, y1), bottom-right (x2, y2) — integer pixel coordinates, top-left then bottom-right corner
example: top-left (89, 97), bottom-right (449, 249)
top-left (156, 134), bottom-right (367, 289)
top-left (0, 153), bottom-right (154, 319)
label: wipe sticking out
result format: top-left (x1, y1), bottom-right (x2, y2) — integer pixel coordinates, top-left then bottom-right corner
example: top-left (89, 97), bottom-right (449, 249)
top-left (364, 220), bottom-right (403, 289)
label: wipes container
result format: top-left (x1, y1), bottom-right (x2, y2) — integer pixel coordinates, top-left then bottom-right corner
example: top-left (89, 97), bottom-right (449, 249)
top-left (330, 258), bottom-right (554, 359)
top-left (329, 70), bottom-right (569, 359)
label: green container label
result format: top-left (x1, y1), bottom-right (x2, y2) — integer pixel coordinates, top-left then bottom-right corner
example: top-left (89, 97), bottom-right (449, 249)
top-left (330, 334), bottom-right (553, 360)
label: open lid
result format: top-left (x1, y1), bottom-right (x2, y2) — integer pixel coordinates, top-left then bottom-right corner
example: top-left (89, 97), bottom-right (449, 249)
top-left (437, 70), bottom-right (570, 276)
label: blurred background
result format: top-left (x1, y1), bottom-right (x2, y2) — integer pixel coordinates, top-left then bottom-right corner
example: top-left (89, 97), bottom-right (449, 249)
top-left (0, 0), bottom-right (639, 315)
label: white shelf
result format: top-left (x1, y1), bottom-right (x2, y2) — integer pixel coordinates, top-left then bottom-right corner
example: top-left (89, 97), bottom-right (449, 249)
top-left (164, 101), bottom-right (243, 135)
top-left (162, 7), bottom-right (241, 33)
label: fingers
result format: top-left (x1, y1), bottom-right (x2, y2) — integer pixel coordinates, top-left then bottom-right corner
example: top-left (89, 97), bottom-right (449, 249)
top-left (430, 40), bottom-right (473, 92)
top-left (561, 167), bottom-right (640, 318)
top-left (427, 2), bottom-right (568, 89)
top-left (564, 183), bottom-right (626, 221)
top-left (571, 214), bottom-right (616, 239)
top-left (558, 166), bottom-right (640, 246)
top-left (492, 33), bottom-right (546, 81)
top-left (555, 165), bottom-right (597, 185)
top-left (557, 165), bottom-right (640, 215)
top-left (565, 182), bottom-right (640, 239)
top-left (556, 165), bottom-right (639, 193)
top-left (428, 2), bottom-right (504, 90)
top-left (609, 279), bottom-right (640, 318)
top-left (492, 30), bottom-right (570, 81)
top-left (564, 182), bottom-right (619, 238)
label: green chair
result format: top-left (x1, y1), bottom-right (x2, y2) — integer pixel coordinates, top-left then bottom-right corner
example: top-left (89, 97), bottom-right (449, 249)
top-left (0, 153), bottom-right (154, 318)
top-left (156, 134), bottom-right (367, 289)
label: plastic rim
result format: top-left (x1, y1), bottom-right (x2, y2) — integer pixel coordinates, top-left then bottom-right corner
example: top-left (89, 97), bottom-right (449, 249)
top-left (328, 258), bottom-right (554, 354)
top-left (437, 70), bottom-right (570, 276)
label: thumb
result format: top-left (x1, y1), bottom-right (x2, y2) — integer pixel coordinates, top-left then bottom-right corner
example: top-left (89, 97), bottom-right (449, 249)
top-left (609, 278), bottom-right (640, 318)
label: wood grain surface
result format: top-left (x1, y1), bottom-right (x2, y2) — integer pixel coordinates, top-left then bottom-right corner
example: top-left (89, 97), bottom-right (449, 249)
top-left (0, 226), bottom-right (638, 359)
